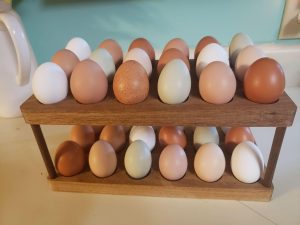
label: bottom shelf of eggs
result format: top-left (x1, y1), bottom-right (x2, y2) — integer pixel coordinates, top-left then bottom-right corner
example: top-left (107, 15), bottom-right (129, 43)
top-left (52, 125), bottom-right (271, 201)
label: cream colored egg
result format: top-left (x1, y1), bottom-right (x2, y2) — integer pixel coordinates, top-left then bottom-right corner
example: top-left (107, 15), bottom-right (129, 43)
top-left (65, 37), bottom-right (91, 61)
top-left (231, 141), bottom-right (264, 183)
top-left (193, 127), bottom-right (219, 149)
top-left (124, 140), bottom-right (152, 179)
top-left (235, 45), bottom-right (265, 81)
top-left (194, 143), bottom-right (225, 182)
top-left (158, 59), bottom-right (191, 104)
top-left (124, 48), bottom-right (152, 77)
top-left (196, 43), bottom-right (229, 78)
top-left (129, 126), bottom-right (156, 151)
top-left (229, 33), bottom-right (253, 67)
top-left (89, 48), bottom-right (116, 82)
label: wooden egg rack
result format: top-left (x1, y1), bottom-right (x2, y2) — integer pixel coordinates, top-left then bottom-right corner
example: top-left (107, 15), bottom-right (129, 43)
top-left (21, 60), bottom-right (297, 201)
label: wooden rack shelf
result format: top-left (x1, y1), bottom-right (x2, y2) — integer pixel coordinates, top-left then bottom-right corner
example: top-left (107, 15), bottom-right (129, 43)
top-left (21, 60), bottom-right (297, 201)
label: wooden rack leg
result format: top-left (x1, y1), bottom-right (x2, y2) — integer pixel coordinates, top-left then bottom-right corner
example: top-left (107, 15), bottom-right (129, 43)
top-left (263, 127), bottom-right (287, 187)
top-left (31, 124), bottom-right (57, 179)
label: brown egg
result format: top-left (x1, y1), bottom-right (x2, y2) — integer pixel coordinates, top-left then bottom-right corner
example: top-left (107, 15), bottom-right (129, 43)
top-left (55, 140), bottom-right (85, 176)
top-left (159, 126), bottom-right (187, 148)
top-left (92, 125), bottom-right (104, 137)
top-left (128, 38), bottom-right (155, 61)
top-left (199, 61), bottom-right (236, 104)
top-left (89, 140), bottom-right (117, 177)
top-left (70, 125), bottom-right (96, 152)
top-left (100, 125), bottom-right (126, 152)
top-left (157, 48), bottom-right (190, 75)
top-left (113, 60), bottom-right (149, 104)
top-left (244, 57), bottom-right (285, 104)
top-left (99, 39), bottom-right (123, 67)
top-left (225, 127), bottom-right (255, 153)
top-left (70, 59), bottom-right (108, 104)
top-left (163, 38), bottom-right (189, 58)
top-left (194, 36), bottom-right (219, 60)
top-left (51, 49), bottom-right (79, 78)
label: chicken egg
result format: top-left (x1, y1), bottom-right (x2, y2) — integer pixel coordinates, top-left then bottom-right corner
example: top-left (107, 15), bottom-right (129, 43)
top-left (65, 37), bottom-right (91, 61)
top-left (159, 144), bottom-right (188, 180)
top-left (128, 38), bottom-right (155, 61)
top-left (98, 39), bottom-right (123, 67)
top-left (51, 49), bottom-right (79, 78)
top-left (124, 48), bottom-right (152, 77)
top-left (194, 36), bottom-right (219, 60)
top-left (124, 140), bottom-right (152, 179)
top-left (100, 125), bottom-right (126, 152)
top-left (70, 125), bottom-right (96, 152)
top-left (158, 59), bottom-right (191, 104)
top-left (113, 60), bottom-right (149, 104)
top-left (129, 126), bottom-right (156, 151)
top-left (196, 43), bottom-right (229, 77)
top-left (32, 62), bottom-right (68, 104)
top-left (89, 140), bottom-right (117, 177)
top-left (225, 127), bottom-right (255, 154)
top-left (199, 61), bottom-right (236, 104)
top-left (158, 126), bottom-right (187, 148)
top-left (194, 143), bottom-right (225, 182)
top-left (193, 127), bottom-right (219, 149)
top-left (163, 38), bottom-right (189, 58)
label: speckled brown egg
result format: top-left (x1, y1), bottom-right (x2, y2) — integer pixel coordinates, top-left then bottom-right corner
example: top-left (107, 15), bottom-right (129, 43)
top-left (225, 127), bottom-right (255, 153)
top-left (159, 126), bottom-right (187, 148)
top-left (55, 140), bottom-right (85, 176)
top-left (100, 125), bottom-right (126, 152)
top-left (51, 49), bottom-right (79, 78)
top-left (70, 59), bottom-right (108, 104)
top-left (194, 36), bottom-right (219, 60)
top-left (113, 60), bottom-right (149, 104)
top-left (99, 39), bottom-right (123, 67)
top-left (244, 57), bottom-right (285, 104)
top-left (157, 48), bottom-right (190, 75)
top-left (128, 38), bottom-right (155, 61)
top-left (70, 125), bottom-right (96, 152)
top-left (163, 38), bottom-right (189, 58)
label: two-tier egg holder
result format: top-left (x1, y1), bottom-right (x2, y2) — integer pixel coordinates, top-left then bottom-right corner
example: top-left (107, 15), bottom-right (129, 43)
top-left (21, 60), bottom-right (297, 201)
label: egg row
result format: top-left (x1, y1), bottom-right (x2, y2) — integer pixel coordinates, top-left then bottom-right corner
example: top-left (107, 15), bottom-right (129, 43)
top-left (55, 125), bottom-right (264, 184)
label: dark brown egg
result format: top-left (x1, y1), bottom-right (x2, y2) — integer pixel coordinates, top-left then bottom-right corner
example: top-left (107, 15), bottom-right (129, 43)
top-left (113, 60), bottom-right (149, 104)
top-left (100, 125), bottom-right (126, 152)
top-left (99, 39), bottom-right (123, 67)
top-left (128, 38), bottom-right (155, 61)
top-left (55, 140), bottom-right (85, 176)
top-left (194, 36), bottom-right (219, 60)
top-left (225, 127), bottom-right (255, 153)
top-left (159, 126), bottom-right (187, 148)
top-left (70, 125), bottom-right (96, 152)
top-left (157, 48), bottom-right (190, 75)
top-left (244, 57), bottom-right (285, 104)
top-left (70, 59), bottom-right (108, 104)
top-left (51, 49), bottom-right (79, 78)
top-left (162, 38), bottom-right (189, 58)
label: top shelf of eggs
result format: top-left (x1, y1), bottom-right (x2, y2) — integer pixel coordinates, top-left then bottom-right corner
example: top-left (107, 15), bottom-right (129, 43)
top-left (21, 34), bottom-right (297, 127)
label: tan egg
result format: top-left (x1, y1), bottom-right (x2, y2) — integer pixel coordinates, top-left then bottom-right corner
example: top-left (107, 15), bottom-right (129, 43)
top-left (70, 59), bottom-right (108, 104)
top-left (55, 140), bottom-right (85, 176)
top-left (157, 48), bottom-right (190, 75)
top-left (100, 125), bottom-right (126, 152)
top-left (113, 60), bottom-right (149, 104)
top-left (51, 49), bottom-right (79, 78)
top-left (89, 140), bottom-right (117, 177)
top-left (194, 36), bottom-right (219, 60)
top-left (70, 125), bottom-right (96, 152)
top-left (163, 38), bottom-right (189, 58)
top-left (159, 126), bottom-right (187, 148)
top-left (99, 39), bottom-right (123, 66)
top-left (128, 38), bottom-right (155, 61)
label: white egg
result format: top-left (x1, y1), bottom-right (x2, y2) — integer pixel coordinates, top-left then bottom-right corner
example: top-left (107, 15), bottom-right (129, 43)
top-left (32, 62), bottom-right (68, 104)
top-left (89, 48), bottom-right (116, 82)
top-left (124, 48), bottom-right (152, 77)
top-left (193, 127), bottom-right (219, 149)
top-left (229, 32), bottom-right (253, 67)
top-left (235, 45), bottom-right (265, 81)
top-left (129, 126), bottom-right (156, 151)
top-left (158, 59), bottom-right (191, 104)
top-left (124, 140), bottom-right (152, 179)
top-left (196, 43), bottom-right (229, 77)
top-left (231, 141), bottom-right (264, 183)
top-left (65, 37), bottom-right (91, 61)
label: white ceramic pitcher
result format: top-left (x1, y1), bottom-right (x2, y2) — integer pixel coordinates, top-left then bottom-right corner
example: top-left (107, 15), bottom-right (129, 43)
top-left (0, 5), bottom-right (36, 118)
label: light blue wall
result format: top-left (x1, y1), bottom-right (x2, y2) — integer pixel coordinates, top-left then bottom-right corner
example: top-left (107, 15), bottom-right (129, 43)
top-left (14, 0), bottom-right (300, 64)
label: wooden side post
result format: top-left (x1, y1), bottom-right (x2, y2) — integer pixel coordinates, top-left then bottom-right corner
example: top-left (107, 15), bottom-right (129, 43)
top-left (263, 127), bottom-right (287, 187)
top-left (31, 124), bottom-right (57, 179)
